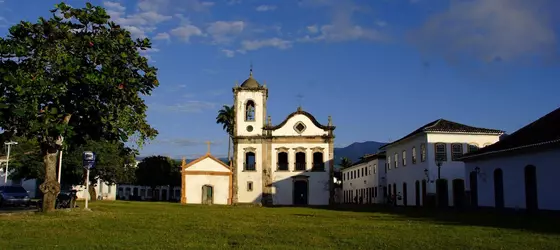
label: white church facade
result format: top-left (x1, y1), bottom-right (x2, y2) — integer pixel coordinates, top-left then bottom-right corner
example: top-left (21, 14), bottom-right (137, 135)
top-left (232, 70), bottom-right (336, 206)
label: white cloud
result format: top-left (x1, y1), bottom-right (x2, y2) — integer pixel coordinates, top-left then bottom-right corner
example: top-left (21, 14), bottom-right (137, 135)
top-left (103, 1), bottom-right (171, 39)
top-left (154, 32), bottom-right (171, 40)
top-left (307, 25), bottom-right (319, 33)
top-left (409, 0), bottom-right (559, 64)
top-left (171, 24), bottom-right (204, 42)
top-left (375, 21), bottom-right (387, 27)
top-left (298, 0), bottom-right (385, 43)
top-left (256, 5), bottom-right (277, 12)
top-left (206, 21), bottom-right (245, 44)
top-left (221, 49), bottom-right (235, 58)
top-left (138, 0), bottom-right (214, 13)
top-left (103, 1), bottom-right (125, 12)
top-left (241, 38), bottom-right (292, 51)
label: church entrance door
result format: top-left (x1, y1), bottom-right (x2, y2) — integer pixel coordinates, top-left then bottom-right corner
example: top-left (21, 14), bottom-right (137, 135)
top-left (293, 180), bottom-right (308, 205)
top-left (202, 185), bottom-right (213, 205)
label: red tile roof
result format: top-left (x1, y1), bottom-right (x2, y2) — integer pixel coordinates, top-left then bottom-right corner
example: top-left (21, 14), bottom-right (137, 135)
top-left (460, 107), bottom-right (560, 161)
top-left (380, 119), bottom-right (504, 150)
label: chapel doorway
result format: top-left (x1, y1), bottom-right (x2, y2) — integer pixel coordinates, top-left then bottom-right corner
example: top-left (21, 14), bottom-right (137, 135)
top-left (415, 180), bottom-right (420, 206)
top-left (293, 180), bottom-right (308, 205)
top-left (202, 185), bottom-right (213, 205)
top-left (469, 171), bottom-right (478, 207)
top-left (421, 180), bottom-right (427, 206)
top-left (402, 182), bottom-right (408, 206)
top-left (493, 169), bottom-right (504, 209)
top-left (452, 179), bottom-right (466, 208)
top-left (524, 165), bottom-right (538, 211)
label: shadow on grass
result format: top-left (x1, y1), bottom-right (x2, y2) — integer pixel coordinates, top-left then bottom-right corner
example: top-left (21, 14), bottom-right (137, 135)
top-left (306, 204), bottom-right (560, 235)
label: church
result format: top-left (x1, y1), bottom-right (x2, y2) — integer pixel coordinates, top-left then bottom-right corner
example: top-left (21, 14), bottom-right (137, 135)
top-left (231, 69), bottom-right (336, 206)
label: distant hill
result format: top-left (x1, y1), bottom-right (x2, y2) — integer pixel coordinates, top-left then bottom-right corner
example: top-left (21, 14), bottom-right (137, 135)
top-left (334, 141), bottom-right (387, 165)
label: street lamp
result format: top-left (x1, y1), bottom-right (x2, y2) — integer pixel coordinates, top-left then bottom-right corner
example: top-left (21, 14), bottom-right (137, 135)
top-left (424, 168), bottom-right (429, 180)
top-left (436, 160), bottom-right (443, 180)
top-left (474, 166), bottom-right (480, 174)
top-left (4, 141), bottom-right (18, 183)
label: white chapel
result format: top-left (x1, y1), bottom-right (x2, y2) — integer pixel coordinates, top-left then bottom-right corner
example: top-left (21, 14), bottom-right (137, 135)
top-left (231, 69), bottom-right (336, 206)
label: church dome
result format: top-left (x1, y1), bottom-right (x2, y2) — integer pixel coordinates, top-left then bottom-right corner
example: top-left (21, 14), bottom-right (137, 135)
top-left (240, 76), bottom-right (261, 88)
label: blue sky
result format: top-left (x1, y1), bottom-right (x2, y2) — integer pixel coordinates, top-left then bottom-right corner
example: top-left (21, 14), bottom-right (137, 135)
top-left (1, 0), bottom-right (559, 159)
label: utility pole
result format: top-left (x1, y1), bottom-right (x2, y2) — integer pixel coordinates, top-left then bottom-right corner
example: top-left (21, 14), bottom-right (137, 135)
top-left (4, 141), bottom-right (18, 184)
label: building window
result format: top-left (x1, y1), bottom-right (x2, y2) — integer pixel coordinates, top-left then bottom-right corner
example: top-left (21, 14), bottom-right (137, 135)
top-left (244, 151), bottom-right (256, 171)
top-left (277, 152), bottom-right (289, 171)
top-left (373, 164), bottom-right (377, 174)
top-left (435, 143), bottom-right (447, 161)
top-left (420, 143), bottom-right (426, 162)
top-left (245, 100), bottom-right (255, 121)
top-left (295, 152), bottom-right (306, 171)
top-left (451, 143), bottom-right (463, 161)
top-left (369, 166), bottom-right (372, 175)
top-left (412, 147), bottom-right (417, 164)
top-left (247, 181), bottom-right (253, 191)
top-left (312, 152), bottom-right (324, 171)
top-left (402, 150), bottom-right (407, 166)
top-left (394, 153), bottom-right (398, 168)
top-left (362, 168), bottom-right (365, 176)
top-left (467, 143), bottom-right (479, 153)
top-left (387, 156), bottom-right (391, 170)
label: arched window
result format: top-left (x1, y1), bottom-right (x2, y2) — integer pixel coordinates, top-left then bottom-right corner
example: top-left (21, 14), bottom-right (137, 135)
top-left (244, 151), bottom-right (256, 171)
top-left (434, 143), bottom-right (447, 161)
top-left (245, 100), bottom-right (255, 121)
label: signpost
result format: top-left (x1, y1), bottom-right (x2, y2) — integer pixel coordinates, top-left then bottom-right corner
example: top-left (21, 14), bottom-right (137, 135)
top-left (82, 151), bottom-right (96, 210)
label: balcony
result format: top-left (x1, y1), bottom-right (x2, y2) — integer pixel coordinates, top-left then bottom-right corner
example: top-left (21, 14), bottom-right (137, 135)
top-left (277, 163), bottom-right (289, 171)
top-left (244, 163), bottom-right (256, 171)
top-left (295, 162), bottom-right (306, 171)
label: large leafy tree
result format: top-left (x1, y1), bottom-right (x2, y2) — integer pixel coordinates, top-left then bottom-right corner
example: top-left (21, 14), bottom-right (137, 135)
top-left (340, 157), bottom-right (353, 169)
top-left (135, 155), bottom-right (178, 200)
top-left (216, 105), bottom-right (234, 161)
top-left (0, 2), bottom-right (158, 212)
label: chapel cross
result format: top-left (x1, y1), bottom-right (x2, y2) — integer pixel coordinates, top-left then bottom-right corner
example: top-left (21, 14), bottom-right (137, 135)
top-left (296, 93), bottom-right (304, 109)
top-left (206, 141), bottom-right (211, 154)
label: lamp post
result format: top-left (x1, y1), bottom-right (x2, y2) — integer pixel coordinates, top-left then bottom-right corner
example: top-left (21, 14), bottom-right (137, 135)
top-left (424, 168), bottom-right (429, 181)
top-left (4, 141), bottom-right (18, 184)
top-left (436, 160), bottom-right (443, 180)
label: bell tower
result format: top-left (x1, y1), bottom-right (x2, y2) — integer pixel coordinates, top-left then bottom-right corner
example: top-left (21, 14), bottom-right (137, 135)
top-left (231, 67), bottom-right (269, 204)
top-left (232, 67), bottom-right (268, 137)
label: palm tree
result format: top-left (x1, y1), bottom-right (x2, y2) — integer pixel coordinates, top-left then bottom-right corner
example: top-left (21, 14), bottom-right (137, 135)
top-left (340, 157), bottom-right (353, 169)
top-left (216, 105), bottom-right (234, 161)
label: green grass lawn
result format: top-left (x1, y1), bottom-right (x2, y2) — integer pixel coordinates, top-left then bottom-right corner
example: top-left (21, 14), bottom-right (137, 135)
top-left (1, 201), bottom-right (559, 249)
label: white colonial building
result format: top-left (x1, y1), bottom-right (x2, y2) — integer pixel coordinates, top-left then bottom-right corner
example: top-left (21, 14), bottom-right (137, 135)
top-left (379, 119), bottom-right (503, 207)
top-left (460, 107), bottom-right (560, 211)
top-left (74, 180), bottom-right (117, 200)
top-left (342, 152), bottom-right (386, 204)
top-left (180, 150), bottom-right (233, 205)
top-left (232, 69), bottom-right (335, 206)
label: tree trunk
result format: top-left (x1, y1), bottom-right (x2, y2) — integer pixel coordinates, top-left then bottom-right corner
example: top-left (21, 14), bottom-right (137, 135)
top-left (39, 148), bottom-right (61, 213)
top-left (227, 136), bottom-right (231, 162)
top-left (89, 184), bottom-right (97, 202)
